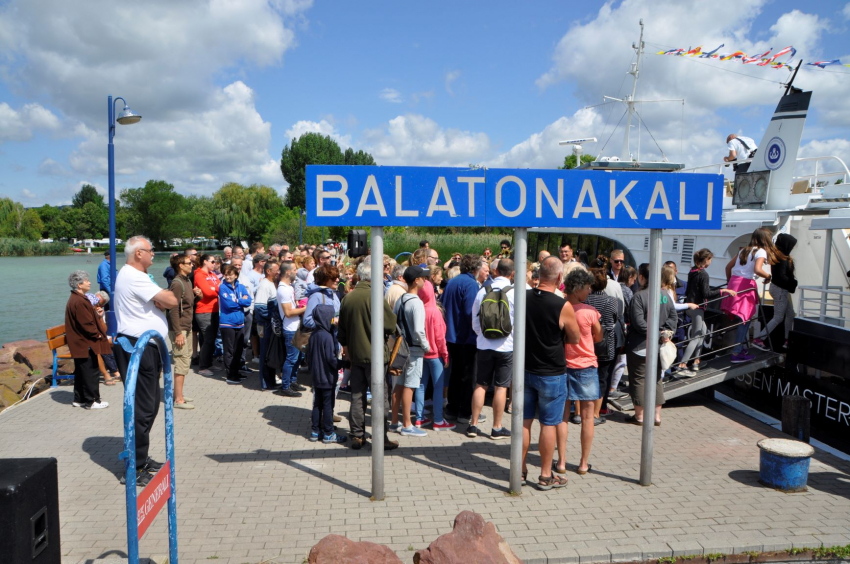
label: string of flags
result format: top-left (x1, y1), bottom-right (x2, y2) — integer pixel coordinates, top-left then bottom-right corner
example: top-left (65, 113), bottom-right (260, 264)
top-left (656, 44), bottom-right (849, 71)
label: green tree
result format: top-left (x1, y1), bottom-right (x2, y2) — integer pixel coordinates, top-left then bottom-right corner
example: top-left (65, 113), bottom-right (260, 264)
top-left (0, 197), bottom-right (44, 240)
top-left (559, 154), bottom-right (595, 169)
top-left (34, 204), bottom-right (61, 238)
top-left (280, 133), bottom-right (346, 209)
top-left (212, 183), bottom-right (283, 245)
top-left (344, 148), bottom-right (376, 166)
top-left (264, 207), bottom-right (320, 246)
top-left (120, 180), bottom-right (186, 248)
top-left (72, 184), bottom-right (106, 208)
top-left (173, 195), bottom-right (214, 242)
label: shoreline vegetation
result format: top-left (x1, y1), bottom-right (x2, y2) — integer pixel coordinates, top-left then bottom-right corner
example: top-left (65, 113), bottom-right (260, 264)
top-left (0, 238), bottom-right (69, 257)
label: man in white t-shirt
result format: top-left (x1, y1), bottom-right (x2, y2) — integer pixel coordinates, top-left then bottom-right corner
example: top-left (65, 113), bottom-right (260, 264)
top-left (275, 262), bottom-right (306, 397)
top-left (724, 134), bottom-right (758, 173)
top-left (112, 236), bottom-right (178, 487)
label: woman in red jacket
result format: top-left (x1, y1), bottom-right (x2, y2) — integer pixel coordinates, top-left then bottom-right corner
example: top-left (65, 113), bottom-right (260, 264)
top-left (65, 270), bottom-right (113, 410)
top-left (194, 254), bottom-right (221, 376)
top-left (415, 281), bottom-right (455, 431)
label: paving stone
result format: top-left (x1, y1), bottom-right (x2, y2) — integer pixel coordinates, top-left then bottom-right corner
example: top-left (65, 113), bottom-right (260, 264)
top-left (2, 375), bottom-right (850, 563)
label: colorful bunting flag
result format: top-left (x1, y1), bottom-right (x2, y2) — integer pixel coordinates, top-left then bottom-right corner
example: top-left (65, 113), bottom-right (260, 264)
top-left (656, 42), bottom-right (843, 71)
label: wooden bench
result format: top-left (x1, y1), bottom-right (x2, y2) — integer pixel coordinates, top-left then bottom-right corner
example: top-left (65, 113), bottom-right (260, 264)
top-left (46, 325), bottom-right (74, 387)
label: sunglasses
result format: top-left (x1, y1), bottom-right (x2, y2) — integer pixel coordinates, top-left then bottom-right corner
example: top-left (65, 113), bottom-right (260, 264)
top-left (613, 259), bottom-right (624, 264)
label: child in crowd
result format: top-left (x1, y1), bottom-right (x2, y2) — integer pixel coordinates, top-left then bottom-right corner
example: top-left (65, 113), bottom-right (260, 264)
top-left (680, 249), bottom-right (736, 371)
top-left (306, 304), bottom-right (348, 444)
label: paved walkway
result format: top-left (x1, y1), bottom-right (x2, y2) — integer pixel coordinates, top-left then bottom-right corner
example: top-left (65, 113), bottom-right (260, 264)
top-left (1, 367), bottom-right (849, 564)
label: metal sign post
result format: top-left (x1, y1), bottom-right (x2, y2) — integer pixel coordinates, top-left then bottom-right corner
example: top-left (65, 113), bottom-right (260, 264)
top-left (120, 330), bottom-right (178, 563)
top-left (509, 228), bottom-right (528, 494)
top-left (640, 229), bottom-right (663, 486)
top-left (370, 227), bottom-right (386, 500)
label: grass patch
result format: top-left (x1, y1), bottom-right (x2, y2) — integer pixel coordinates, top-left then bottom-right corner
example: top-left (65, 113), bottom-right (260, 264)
top-left (705, 553), bottom-right (727, 562)
top-left (0, 238), bottom-right (69, 257)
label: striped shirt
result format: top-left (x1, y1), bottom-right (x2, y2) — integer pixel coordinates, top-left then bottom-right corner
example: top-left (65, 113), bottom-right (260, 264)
top-left (585, 291), bottom-right (618, 362)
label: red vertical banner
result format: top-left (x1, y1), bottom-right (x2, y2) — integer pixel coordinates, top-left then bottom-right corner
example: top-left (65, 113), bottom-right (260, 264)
top-left (136, 461), bottom-right (171, 540)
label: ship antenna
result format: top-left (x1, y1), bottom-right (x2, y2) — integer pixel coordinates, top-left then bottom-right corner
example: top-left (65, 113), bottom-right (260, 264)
top-left (783, 60), bottom-right (803, 96)
top-left (621, 19), bottom-right (645, 161)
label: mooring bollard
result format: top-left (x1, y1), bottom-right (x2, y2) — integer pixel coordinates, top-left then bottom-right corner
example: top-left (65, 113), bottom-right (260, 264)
top-left (781, 395), bottom-right (811, 443)
top-left (757, 438), bottom-right (815, 492)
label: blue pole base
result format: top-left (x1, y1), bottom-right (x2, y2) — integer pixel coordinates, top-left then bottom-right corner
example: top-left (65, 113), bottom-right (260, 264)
top-left (757, 438), bottom-right (814, 493)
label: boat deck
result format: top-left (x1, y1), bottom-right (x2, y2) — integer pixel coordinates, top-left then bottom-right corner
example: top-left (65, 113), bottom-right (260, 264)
top-left (610, 350), bottom-right (784, 412)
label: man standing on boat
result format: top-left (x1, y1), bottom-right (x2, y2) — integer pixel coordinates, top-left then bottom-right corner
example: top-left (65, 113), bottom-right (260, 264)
top-left (724, 134), bottom-right (758, 173)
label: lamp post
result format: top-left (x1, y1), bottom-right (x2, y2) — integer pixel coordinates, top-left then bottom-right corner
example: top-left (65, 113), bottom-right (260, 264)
top-left (107, 96), bottom-right (142, 336)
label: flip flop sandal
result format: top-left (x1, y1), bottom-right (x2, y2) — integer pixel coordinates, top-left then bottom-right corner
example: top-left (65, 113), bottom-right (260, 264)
top-left (552, 462), bottom-right (567, 475)
top-left (576, 463), bottom-right (593, 475)
top-left (536, 474), bottom-right (568, 491)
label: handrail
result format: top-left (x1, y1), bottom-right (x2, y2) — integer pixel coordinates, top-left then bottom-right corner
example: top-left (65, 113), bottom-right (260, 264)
top-left (680, 155), bottom-right (850, 185)
top-left (121, 330), bottom-right (179, 564)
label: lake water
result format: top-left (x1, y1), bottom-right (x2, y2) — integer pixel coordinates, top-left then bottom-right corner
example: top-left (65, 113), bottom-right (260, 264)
top-left (1, 254), bottom-right (168, 346)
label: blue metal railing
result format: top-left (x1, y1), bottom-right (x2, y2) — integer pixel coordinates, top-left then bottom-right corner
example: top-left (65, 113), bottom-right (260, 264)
top-left (119, 330), bottom-right (178, 564)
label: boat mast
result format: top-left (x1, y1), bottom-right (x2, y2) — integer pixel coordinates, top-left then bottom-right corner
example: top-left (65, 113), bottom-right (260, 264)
top-left (622, 19), bottom-right (645, 162)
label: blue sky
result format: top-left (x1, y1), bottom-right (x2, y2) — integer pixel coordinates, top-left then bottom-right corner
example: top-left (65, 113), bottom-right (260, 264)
top-left (1, 0), bottom-right (848, 206)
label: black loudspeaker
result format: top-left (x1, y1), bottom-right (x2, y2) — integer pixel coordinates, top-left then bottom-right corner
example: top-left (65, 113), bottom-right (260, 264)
top-left (0, 458), bottom-right (61, 564)
top-left (348, 229), bottom-right (367, 258)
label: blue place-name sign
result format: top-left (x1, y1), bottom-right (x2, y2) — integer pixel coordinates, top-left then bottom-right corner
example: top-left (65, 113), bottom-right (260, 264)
top-left (306, 165), bottom-right (723, 230)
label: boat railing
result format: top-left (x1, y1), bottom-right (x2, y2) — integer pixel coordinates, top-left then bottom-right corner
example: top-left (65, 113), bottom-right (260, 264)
top-left (798, 285), bottom-right (850, 328)
top-left (681, 155), bottom-right (850, 188)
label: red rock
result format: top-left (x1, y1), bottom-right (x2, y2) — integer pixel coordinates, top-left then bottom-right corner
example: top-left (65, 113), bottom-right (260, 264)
top-left (14, 343), bottom-right (56, 372)
top-left (414, 511), bottom-right (523, 564)
top-left (307, 534), bottom-right (403, 564)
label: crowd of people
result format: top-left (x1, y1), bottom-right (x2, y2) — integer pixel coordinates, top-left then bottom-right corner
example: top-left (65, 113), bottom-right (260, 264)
top-left (63, 228), bottom-right (797, 488)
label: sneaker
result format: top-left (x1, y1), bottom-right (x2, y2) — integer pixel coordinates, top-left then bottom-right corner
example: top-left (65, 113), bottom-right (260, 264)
top-left (570, 414), bottom-right (581, 425)
top-left (608, 390), bottom-right (626, 400)
top-left (175, 401), bottom-right (195, 410)
top-left (415, 418), bottom-right (432, 428)
top-left (599, 408), bottom-right (609, 416)
top-left (433, 420), bottom-right (456, 431)
top-left (400, 426), bottom-right (427, 437)
top-left (142, 457), bottom-right (164, 473)
top-left (197, 369), bottom-right (214, 377)
top-left (751, 338), bottom-right (770, 352)
top-left (275, 376), bottom-right (282, 385)
top-left (120, 469), bottom-right (153, 487)
top-left (466, 425), bottom-right (481, 438)
top-left (388, 423), bottom-right (402, 433)
top-left (85, 401), bottom-right (109, 410)
top-left (490, 427), bottom-right (511, 440)
top-left (274, 388), bottom-right (302, 398)
top-left (731, 352), bottom-right (755, 363)
top-left (72, 401), bottom-right (83, 407)
top-left (225, 378), bottom-right (242, 385)
top-left (323, 432), bottom-right (348, 444)
top-left (309, 432), bottom-right (320, 442)
top-left (593, 417), bottom-right (606, 426)
top-left (291, 383), bottom-right (307, 392)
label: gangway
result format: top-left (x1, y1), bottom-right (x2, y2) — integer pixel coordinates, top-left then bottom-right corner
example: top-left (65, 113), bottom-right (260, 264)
top-left (610, 349), bottom-right (784, 411)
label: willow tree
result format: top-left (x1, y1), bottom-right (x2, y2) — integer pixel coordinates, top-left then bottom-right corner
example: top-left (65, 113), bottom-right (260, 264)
top-left (212, 183), bottom-right (283, 245)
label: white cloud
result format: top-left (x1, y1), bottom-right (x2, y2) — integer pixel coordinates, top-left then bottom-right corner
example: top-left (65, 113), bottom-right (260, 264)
top-left (68, 81), bottom-right (281, 195)
top-left (379, 88), bottom-right (403, 104)
top-left (21, 188), bottom-right (36, 200)
top-left (796, 138), bottom-right (850, 181)
top-left (37, 158), bottom-right (71, 176)
top-left (534, 0), bottom-right (850, 165)
top-left (0, 0), bottom-right (312, 197)
top-left (362, 114), bottom-right (491, 167)
top-left (0, 103), bottom-right (61, 142)
top-left (445, 70), bottom-right (461, 95)
top-left (284, 118), bottom-right (352, 148)
top-left (843, 3), bottom-right (850, 20)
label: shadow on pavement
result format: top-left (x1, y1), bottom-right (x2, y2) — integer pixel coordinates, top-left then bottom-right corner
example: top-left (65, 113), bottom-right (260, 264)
top-left (50, 389), bottom-right (75, 405)
top-left (82, 435), bottom-right (125, 478)
top-left (728, 468), bottom-right (850, 500)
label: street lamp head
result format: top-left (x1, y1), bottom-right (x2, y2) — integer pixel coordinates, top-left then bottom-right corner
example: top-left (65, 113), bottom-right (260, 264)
top-left (116, 105), bottom-right (141, 125)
